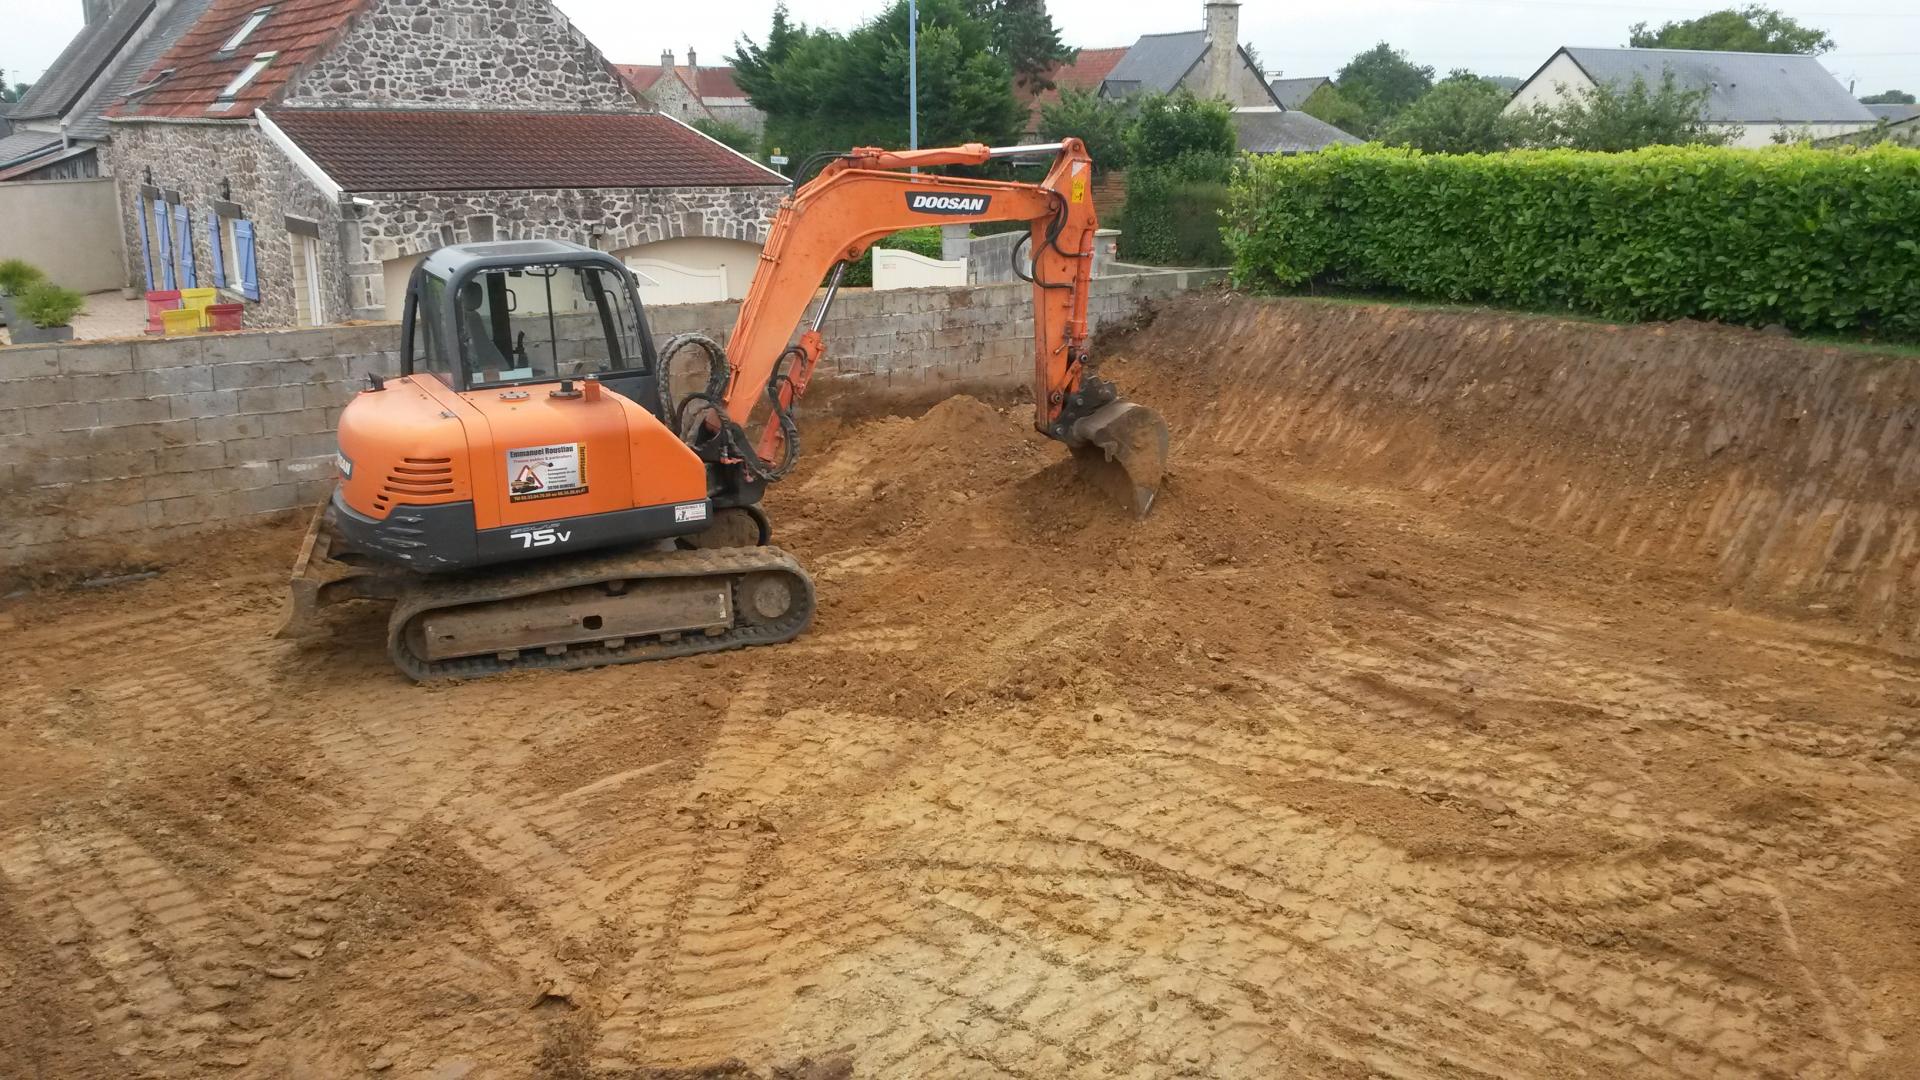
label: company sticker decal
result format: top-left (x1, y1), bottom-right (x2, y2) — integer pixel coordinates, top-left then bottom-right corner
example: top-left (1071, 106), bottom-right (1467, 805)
top-left (507, 442), bottom-right (588, 502)
top-left (675, 502), bottom-right (709, 523)
top-left (906, 192), bottom-right (991, 215)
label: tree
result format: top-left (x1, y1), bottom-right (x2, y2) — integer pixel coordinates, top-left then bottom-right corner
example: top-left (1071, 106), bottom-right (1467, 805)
top-left (1335, 43), bottom-right (1434, 135)
top-left (1038, 88), bottom-right (1132, 171)
top-left (0, 68), bottom-right (31, 103)
top-left (1298, 83), bottom-right (1370, 136)
top-left (969, 0), bottom-right (1075, 93)
top-left (1861, 90), bottom-right (1915, 105)
top-left (1514, 72), bottom-right (1731, 151)
top-left (1383, 72), bottom-right (1514, 154)
top-left (1125, 90), bottom-right (1235, 169)
top-left (729, 0), bottom-right (1024, 168)
top-left (1627, 5), bottom-right (1834, 55)
top-left (691, 118), bottom-right (759, 155)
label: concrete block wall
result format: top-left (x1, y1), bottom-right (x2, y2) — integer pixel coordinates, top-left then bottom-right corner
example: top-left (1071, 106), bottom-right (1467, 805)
top-left (0, 270), bottom-right (1218, 570)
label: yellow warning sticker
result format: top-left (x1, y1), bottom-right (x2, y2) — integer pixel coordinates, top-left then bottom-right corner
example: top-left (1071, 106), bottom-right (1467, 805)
top-left (1071, 176), bottom-right (1087, 203)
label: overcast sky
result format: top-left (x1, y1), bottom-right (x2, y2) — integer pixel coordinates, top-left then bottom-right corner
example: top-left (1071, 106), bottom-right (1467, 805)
top-left (5, 0), bottom-right (1915, 99)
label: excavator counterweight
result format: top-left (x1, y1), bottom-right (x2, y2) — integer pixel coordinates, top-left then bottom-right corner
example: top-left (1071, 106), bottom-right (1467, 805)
top-left (279, 138), bottom-right (1168, 679)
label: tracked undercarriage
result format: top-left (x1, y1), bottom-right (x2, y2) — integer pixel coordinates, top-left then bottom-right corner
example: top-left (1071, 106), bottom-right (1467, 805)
top-left (280, 505), bottom-right (815, 681)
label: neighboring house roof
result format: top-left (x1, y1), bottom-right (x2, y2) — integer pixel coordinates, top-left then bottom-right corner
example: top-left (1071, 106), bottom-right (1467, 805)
top-left (0, 130), bottom-right (64, 170)
top-left (694, 67), bottom-right (744, 99)
top-left (615, 63), bottom-right (748, 103)
top-left (1537, 47), bottom-right (1875, 124)
top-left (0, 143), bottom-right (97, 182)
top-left (1268, 76), bottom-right (1330, 109)
top-left (110, 0), bottom-right (373, 120)
top-left (66, 0), bottom-right (219, 141)
top-left (1232, 107), bottom-right (1361, 154)
top-left (264, 107), bottom-right (790, 191)
top-left (1867, 102), bottom-right (1920, 122)
top-left (1102, 30), bottom-right (1208, 96)
top-left (1023, 46), bottom-right (1129, 133)
top-left (9, 0), bottom-right (155, 121)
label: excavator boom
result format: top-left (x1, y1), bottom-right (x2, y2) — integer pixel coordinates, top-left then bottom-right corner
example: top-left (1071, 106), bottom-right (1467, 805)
top-left (717, 138), bottom-right (1168, 515)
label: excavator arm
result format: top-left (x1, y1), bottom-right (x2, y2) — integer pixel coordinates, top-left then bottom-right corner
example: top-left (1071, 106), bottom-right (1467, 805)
top-left (714, 138), bottom-right (1168, 515)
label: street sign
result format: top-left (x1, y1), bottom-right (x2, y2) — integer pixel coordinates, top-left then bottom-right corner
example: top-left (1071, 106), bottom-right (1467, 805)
top-left (769, 155), bottom-right (789, 166)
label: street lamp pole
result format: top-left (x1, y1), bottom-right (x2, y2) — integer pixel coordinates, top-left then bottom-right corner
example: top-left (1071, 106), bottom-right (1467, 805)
top-left (908, 0), bottom-right (919, 152)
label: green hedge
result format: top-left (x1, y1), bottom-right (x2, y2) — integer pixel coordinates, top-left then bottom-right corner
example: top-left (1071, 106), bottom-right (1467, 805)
top-left (1226, 143), bottom-right (1920, 339)
top-left (1119, 154), bottom-right (1236, 267)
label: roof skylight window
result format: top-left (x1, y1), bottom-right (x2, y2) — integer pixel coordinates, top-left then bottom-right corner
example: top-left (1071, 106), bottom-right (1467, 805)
top-left (209, 51), bottom-right (277, 110)
top-left (220, 8), bottom-right (273, 53)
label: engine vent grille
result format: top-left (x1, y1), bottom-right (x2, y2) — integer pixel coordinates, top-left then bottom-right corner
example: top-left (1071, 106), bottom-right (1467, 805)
top-left (382, 457), bottom-right (454, 498)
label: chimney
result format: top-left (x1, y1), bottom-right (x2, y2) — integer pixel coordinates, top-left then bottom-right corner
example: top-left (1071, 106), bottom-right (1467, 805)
top-left (82, 0), bottom-right (115, 26)
top-left (1203, 1), bottom-right (1240, 101)
top-left (687, 46), bottom-right (698, 72)
top-left (661, 49), bottom-right (674, 67)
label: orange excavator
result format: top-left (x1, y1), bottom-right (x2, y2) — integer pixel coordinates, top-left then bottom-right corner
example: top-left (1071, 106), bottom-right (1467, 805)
top-left (281, 138), bottom-right (1168, 680)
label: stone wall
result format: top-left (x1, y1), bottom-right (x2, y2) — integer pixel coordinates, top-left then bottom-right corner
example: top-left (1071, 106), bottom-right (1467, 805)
top-left (0, 270), bottom-right (1218, 571)
top-left (104, 123), bottom-right (351, 329)
top-left (280, 0), bottom-right (635, 111)
top-left (636, 71), bottom-right (710, 126)
top-left (347, 184), bottom-right (785, 318)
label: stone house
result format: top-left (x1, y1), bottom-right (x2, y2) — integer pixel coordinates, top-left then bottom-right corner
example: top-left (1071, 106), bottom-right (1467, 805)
top-left (1506, 47), bottom-right (1877, 148)
top-left (1024, 2), bottom-right (1356, 153)
top-left (615, 50), bottom-right (767, 137)
top-left (102, 0), bottom-right (789, 327)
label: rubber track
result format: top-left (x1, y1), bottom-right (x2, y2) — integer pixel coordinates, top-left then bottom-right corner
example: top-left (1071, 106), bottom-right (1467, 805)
top-left (385, 545), bottom-right (815, 681)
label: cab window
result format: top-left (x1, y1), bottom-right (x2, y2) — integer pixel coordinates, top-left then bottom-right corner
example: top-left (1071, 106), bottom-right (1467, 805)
top-left (408, 270), bottom-right (452, 382)
top-left (455, 265), bottom-right (643, 389)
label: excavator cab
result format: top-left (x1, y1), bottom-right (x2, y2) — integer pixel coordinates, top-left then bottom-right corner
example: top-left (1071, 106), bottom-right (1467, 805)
top-left (403, 243), bottom-right (665, 423)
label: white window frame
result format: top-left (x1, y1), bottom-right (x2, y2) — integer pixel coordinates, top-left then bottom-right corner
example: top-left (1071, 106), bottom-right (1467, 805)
top-left (209, 52), bottom-right (277, 111)
top-left (292, 230), bottom-right (324, 327)
top-left (220, 8), bottom-right (273, 53)
top-left (220, 214), bottom-right (244, 296)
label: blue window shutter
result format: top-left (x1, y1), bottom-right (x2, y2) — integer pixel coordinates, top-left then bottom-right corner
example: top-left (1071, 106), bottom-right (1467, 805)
top-left (154, 200), bottom-right (174, 291)
top-left (234, 219), bottom-right (259, 301)
top-left (174, 204), bottom-right (195, 288)
top-left (208, 212), bottom-right (225, 289)
top-left (136, 199), bottom-right (154, 291)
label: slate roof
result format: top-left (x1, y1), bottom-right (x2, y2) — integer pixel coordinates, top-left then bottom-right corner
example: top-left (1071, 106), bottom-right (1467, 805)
top-left (0, 130), bottom-right (64, 170)
top-left (67, 0), bottom-right (219, 140)
top-left (1267, 76), bottom-right (1329, 109)
top-left (1547, 47), bottom-right (1875, 124)
top-left (110, 0), bottom-right (373, 119)
top-left (1103, 30), bottom-right (1207, 96)
top-left (9, 0), bottom-right (155, 121)
top-left (1867, 103), bottom-right (1920, 122)
top-left (0, 143), bottom-right (97, 182)
top-left (1232, 107), bottom-right (1361, 154)
top-left (264, 107), bottom-right (790, 191)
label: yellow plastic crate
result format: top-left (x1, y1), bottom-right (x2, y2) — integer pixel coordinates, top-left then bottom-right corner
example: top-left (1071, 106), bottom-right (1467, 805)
top-left (160, 307), bottom-right (203, 336)
top-left (179, 286), bottom-right (219, 328)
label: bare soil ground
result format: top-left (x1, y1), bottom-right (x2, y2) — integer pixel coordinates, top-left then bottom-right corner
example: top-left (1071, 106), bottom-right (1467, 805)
top-left (3, 315), bottom-right (1919, 1079)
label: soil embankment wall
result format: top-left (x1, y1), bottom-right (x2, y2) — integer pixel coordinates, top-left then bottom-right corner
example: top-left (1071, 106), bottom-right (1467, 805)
top-left (1124, 294), bottom-right (1920, 642)
top-left (0, 271), bottom-right (1217, 570)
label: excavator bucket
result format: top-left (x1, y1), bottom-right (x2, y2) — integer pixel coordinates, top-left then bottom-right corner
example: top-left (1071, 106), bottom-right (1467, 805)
top-left (1068, 400), bottom-right (1171, 518)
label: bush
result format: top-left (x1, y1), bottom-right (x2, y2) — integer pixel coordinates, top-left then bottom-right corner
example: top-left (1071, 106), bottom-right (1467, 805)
top-left (0, 258), bottom-right (44, 295)
top-left (691, 117), bottom-right (759, 156)
top-left (841, 226), bottom-right (947, 287)
top-left (1119, 152), bottom-right (1237, 267)
top-left (18, 282), bottom-right (86, 327)
top-left (1226, 143), bottom-right (1920, 339)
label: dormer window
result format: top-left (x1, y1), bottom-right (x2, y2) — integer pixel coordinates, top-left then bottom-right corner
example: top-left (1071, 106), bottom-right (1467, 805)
top-left (208, 51), bottom-right (277, 111)
top-left (220, 8), bottom-right (273, 53)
